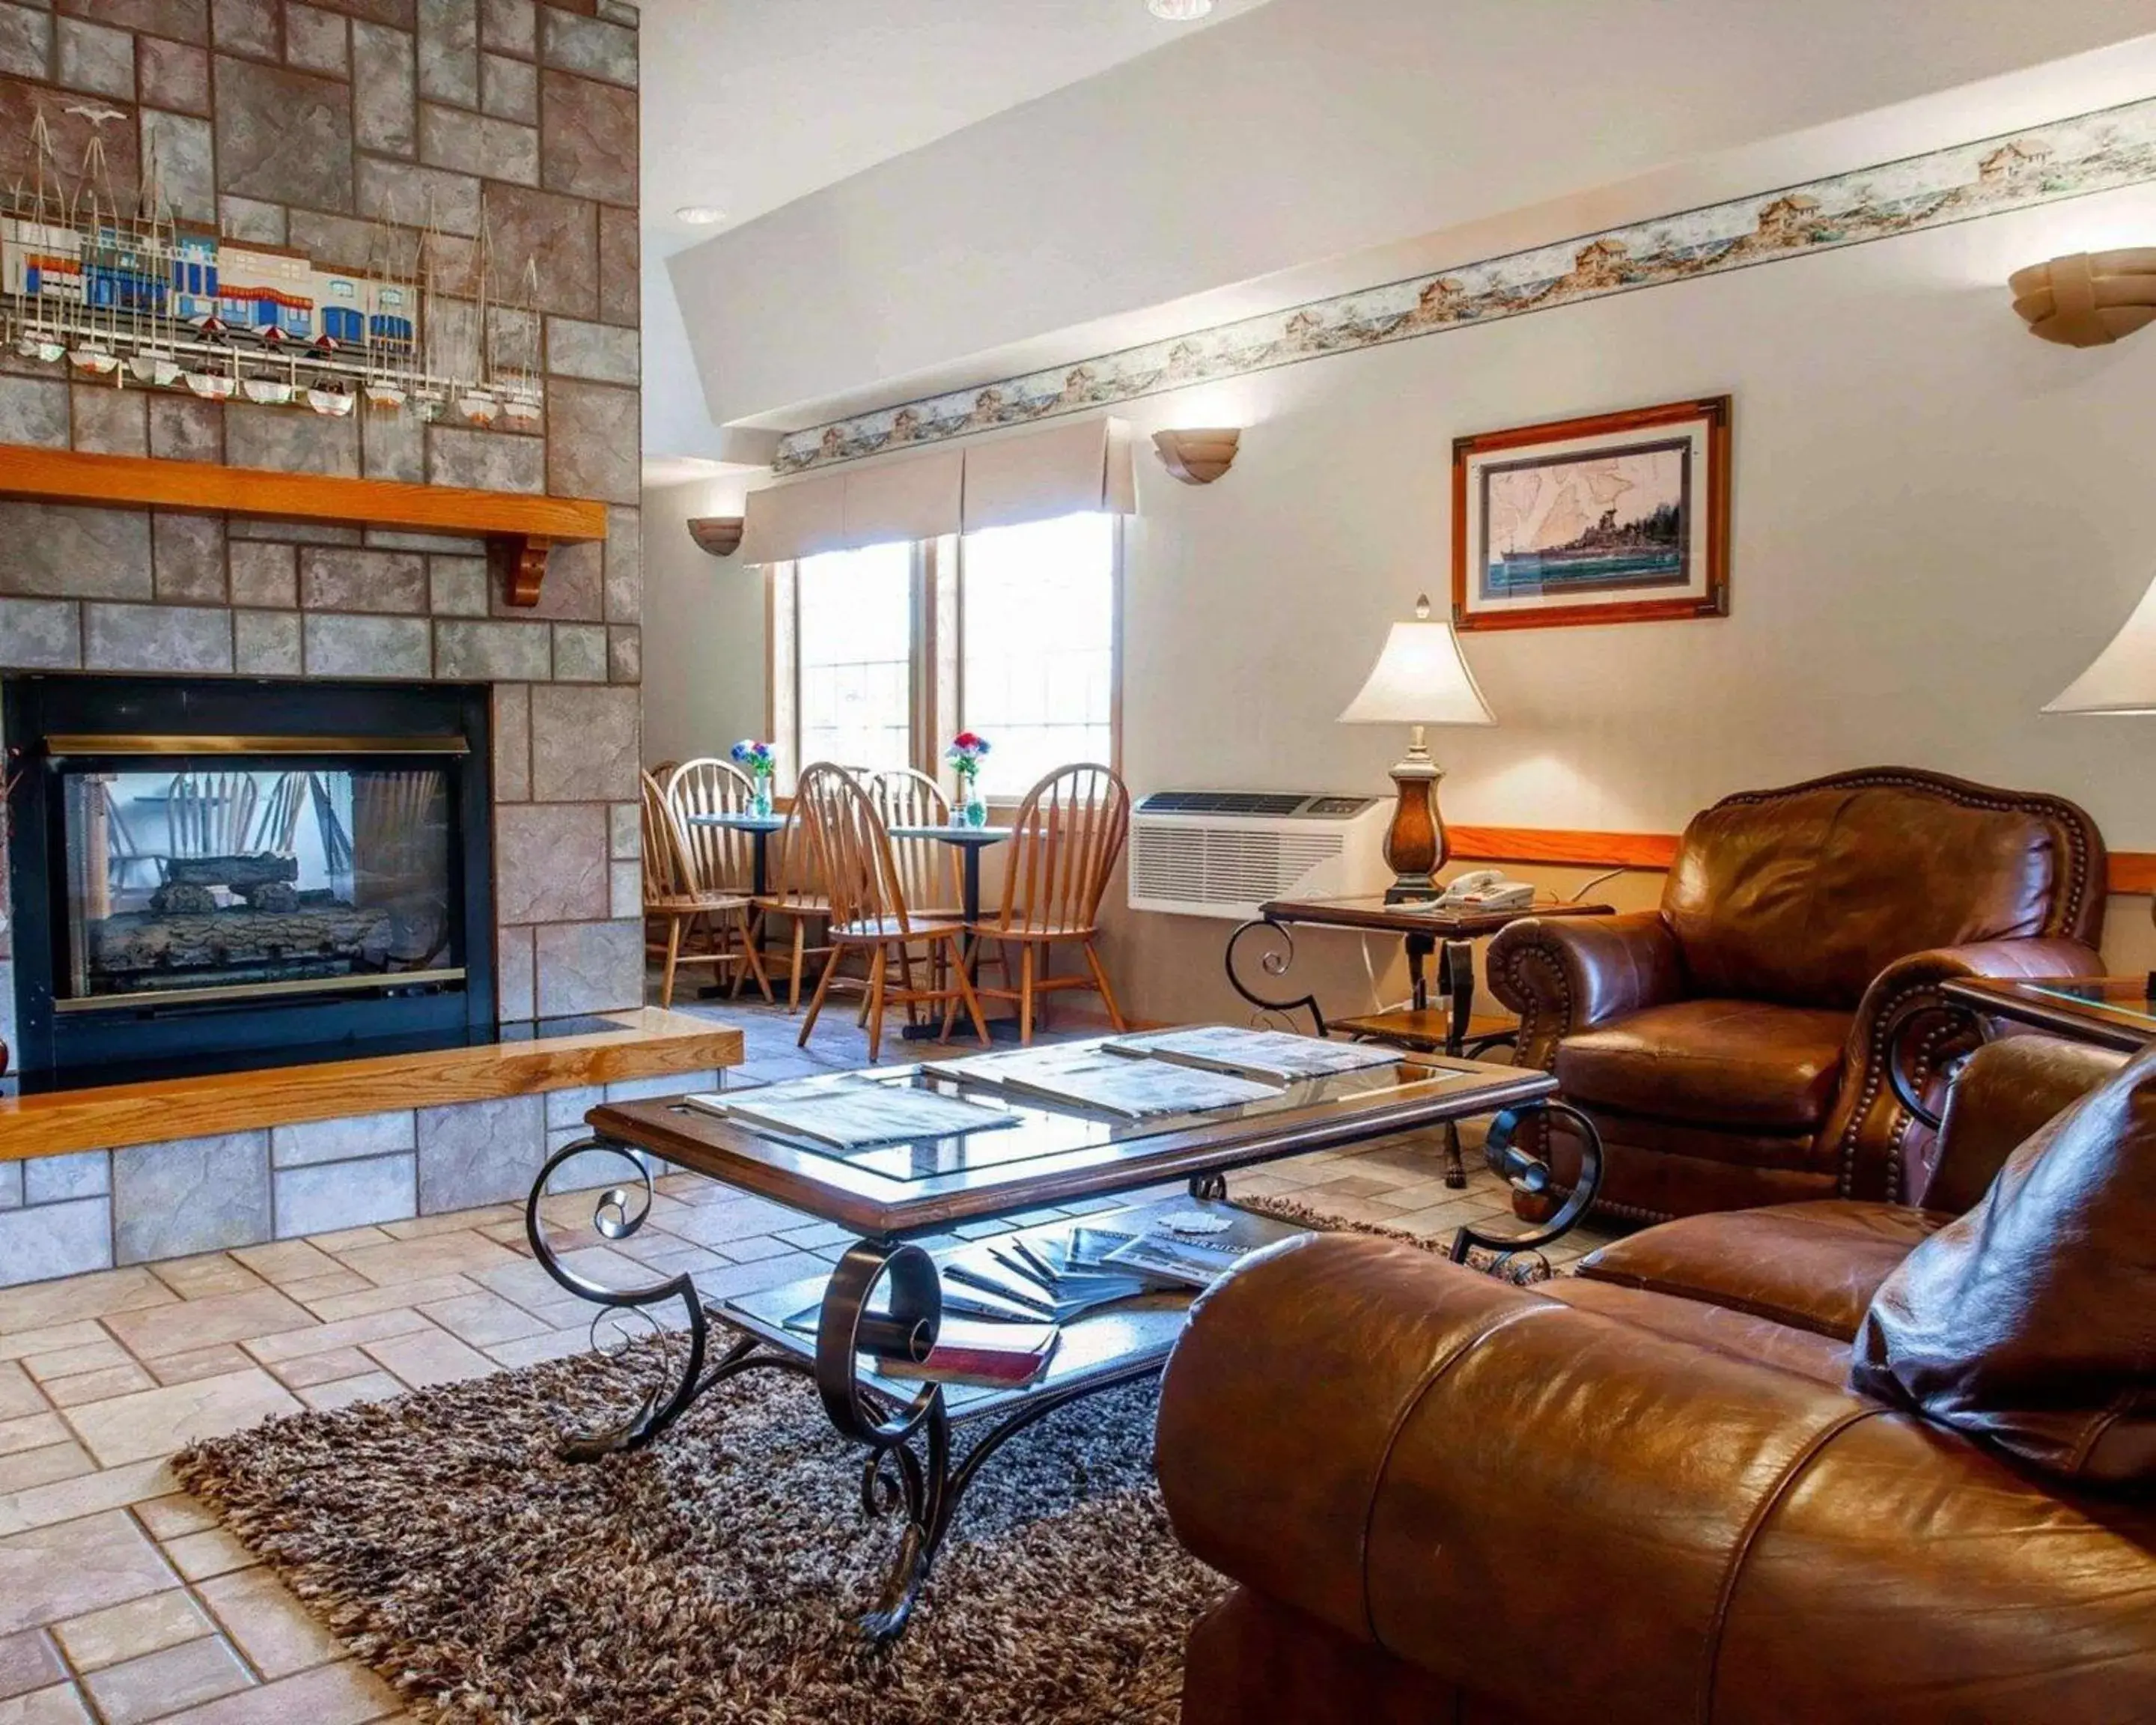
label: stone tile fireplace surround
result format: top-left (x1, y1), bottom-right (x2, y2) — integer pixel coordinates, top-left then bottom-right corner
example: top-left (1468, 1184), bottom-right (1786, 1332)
top-left (0, 0), bottom-right (660, 1286)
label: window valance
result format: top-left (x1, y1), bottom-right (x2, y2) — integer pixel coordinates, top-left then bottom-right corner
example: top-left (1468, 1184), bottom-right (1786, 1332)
top-left (739, 419), bottom-right (1133, 565)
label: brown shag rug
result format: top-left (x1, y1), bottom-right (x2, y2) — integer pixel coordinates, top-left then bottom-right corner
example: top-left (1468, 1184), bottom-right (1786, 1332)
top-left (173, 1202), bottom-right (1457, 1725)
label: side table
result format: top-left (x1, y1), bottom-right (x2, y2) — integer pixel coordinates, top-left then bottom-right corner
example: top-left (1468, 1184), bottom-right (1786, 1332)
top-left (1225, 895), bottom-right (1613, 1186)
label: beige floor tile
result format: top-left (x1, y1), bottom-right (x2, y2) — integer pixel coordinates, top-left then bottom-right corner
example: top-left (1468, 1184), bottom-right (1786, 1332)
top-left (482, 1328), bottom-right (594, 1369)
top-left (147, 1259), bottom-right (266, 1304)
top-left (472, 1248), bottom-right (644, 1315)
top-left (0, 1628), bottom-right (62, 1701)
top-left (145, 1348), bottom-right (257, 1389)
top-left (0, 1682), bottom-right (94, 1723)
top-left (196, 1569), bottom-right (344, 1680)
top-left (0, 1421), bottom-right (67, 1463)
top-left (157, 1658), bottom-right (398, 1724)
top-left (19, 1343), bottom-right (130, 1385)
top-left (0, 1374), bottom-right (41, 1429)
top-left (299, 1227), bottom-right (395, 1256)
top-left (0, 1328), bottom-right (106, 1369)
top-left (240, 1312), bottom-right (427, 1368)
top-left (0, 1274), bottom-right (174, 1339)
top-left (83, 1635), bottom-right (252, 1725)
top-left (103, 1292), bottom-right (316, 1365)
top-left (0, 1511), bottom-right (174, 1636)
top-left (268, 1272), bottom-right (371, 1306)
top-left (158, 1530), bottom-right (252, 1584)
top-left (328, 1234), bottom-right (521, 1289)
top-left (225, 1243), bottom-right (339, 1287)
top-left (263, 1348), bottom-right (376, 1392)
top-left (475, 1220), bottom-right (529, 1246)
top-left (0, 1460), bottom-right (177, 1539)
top-left (300, 1277), bottom-right (478, 1324)
top-left (376, 1205), bottom-right (520, 1242)
top-left (295, 1375), bottom-right (403, 1414)
top-left (133, 1496), bottom-right (217, 1542)
top-left (60, 1372), bottom-right (302, 1470)
top-left (52, 1590), bottom-right (213, 1674)
top-left (40, 1366), bottom-right (156, 1410)
top-left (663, 1196), bottom-right (812, 1248)
top-left (414, 1292), bottom-right (548, 1349)
top-left (0, 1448), bottom-right (93, 1498)
top-left (359, 1330), bottom-right (493, 1390)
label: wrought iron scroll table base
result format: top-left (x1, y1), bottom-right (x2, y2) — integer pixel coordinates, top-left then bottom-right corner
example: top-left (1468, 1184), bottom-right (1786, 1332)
top-left (1225, 912), bottom-right (1517, 1187)
top-left (522, 1102), bottom-right (1603, 1640)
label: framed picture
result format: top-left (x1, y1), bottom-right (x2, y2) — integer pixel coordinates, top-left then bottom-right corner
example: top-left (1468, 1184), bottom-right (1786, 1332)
top-left (1452, 395), bottom-right (1730, 632)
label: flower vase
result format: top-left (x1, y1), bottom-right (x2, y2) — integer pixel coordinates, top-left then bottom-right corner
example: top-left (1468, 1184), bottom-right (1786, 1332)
top-left (750, 782), bottom-right (773, 819)
top-left (960, 776), bottom-right (987, 828)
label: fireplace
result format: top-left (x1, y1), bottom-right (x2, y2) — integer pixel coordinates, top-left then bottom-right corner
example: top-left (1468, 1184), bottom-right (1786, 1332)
top-left (6, 675), bottom-right (494, 1085)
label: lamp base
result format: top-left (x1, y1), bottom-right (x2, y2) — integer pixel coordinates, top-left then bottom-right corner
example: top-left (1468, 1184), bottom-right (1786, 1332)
top-left (1380, 746), bottom-right (1448, 904)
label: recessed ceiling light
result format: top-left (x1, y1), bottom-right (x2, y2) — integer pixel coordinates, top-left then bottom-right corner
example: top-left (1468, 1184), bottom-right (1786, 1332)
top-left (674, 205), bottom-right (728, 225)
top-left (1147, 0), bottom-right (1214, 18)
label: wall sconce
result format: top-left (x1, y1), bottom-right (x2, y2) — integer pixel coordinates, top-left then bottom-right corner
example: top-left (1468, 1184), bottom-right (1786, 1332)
top-left (1151, 428), bottom-right (1241, 484)
top-left (2009, 249), bottom-right (2156, 347)
top-left (686, 517), bottom-right (744, 557)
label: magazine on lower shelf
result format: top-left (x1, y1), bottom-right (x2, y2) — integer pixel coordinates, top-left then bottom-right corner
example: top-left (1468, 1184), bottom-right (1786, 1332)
top-left (1105, 1025), bottom-right (1401, 1084)
top-left (880, 1318), bottom-right (1062, 1389)
top-left (1099, 1204), bottom-right (1312, 1289)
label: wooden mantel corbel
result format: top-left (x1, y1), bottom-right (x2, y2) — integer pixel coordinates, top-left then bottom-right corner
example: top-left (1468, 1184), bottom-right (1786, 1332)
top-left (0, 445), bottom-right (608, 609)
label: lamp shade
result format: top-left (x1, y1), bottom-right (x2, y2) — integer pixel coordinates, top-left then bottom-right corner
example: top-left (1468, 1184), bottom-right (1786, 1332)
top-left (2046, 576), bottom-right (2156, 714)
top-left (1338, 603), bottom-right (1495, 727)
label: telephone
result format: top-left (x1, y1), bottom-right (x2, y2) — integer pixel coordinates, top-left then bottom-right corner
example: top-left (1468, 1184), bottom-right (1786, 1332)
top-left (1434, 868), bottom-right (1536, 912)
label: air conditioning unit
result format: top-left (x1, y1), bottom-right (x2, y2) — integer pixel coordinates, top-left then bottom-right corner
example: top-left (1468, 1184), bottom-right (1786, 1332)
top-left (1127, 791), bottom-right (1389, 919)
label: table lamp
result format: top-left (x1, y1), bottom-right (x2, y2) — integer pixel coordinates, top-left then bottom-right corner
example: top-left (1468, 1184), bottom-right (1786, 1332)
top-left (2045, 570), bottom-right (2156, 993)
top-left (1338, 594), bottom-right (1496, 901)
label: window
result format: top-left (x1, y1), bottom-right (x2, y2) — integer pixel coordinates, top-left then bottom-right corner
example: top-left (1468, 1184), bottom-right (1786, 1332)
top-left (792, 541), bottom-right (916, 774)
top-left (768, 515), bottom-right (1118, 796)
top-left (959, 513), bottom-right (1116, 797)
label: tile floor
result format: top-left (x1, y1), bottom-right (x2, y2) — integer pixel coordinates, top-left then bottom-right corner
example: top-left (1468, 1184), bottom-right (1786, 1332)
top-left (0, 994), bottom-right (1618, 1724)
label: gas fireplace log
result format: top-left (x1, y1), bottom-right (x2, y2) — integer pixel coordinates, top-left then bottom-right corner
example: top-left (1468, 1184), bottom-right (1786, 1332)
top-left (90, 905), bottom-right (396, 976)
top-left (163, 855), bottom-right (300, 889)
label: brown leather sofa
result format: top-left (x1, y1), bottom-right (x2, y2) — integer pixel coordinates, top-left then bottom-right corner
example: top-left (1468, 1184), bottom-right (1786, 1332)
top-left (1157, 1035), bottom-right (2156, 1724)
top-left (1485, 767), bottom-right (2105, 1221)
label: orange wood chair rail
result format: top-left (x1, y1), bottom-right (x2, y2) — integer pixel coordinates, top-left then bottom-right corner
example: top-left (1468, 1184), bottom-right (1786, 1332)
top-left (0, 443), bottom-right (607, 609)
top-left (1450, 824), bottom-right (2156, 897)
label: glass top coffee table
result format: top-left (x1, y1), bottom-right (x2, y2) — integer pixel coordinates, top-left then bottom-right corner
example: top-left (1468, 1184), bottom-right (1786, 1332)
top-left (520, 1035), bottom-right (1601, 1638)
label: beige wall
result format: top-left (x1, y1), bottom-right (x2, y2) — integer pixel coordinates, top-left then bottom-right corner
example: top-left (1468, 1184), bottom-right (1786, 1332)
top-left (641, 474), bottom-right (766, 767)
top-left (648, 172), bottom-right (2156, 1024)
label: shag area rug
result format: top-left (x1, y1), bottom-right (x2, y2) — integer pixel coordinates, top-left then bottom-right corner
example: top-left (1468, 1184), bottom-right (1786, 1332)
top-left (173, 1202), bottom-right (1458, 1725)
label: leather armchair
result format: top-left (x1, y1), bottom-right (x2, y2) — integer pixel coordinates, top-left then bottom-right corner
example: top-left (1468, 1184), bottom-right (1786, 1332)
top-left (1487, 767), bottom-right (2105, 1219)
top-left (1157, 1037), bottom-right (2154, 1725)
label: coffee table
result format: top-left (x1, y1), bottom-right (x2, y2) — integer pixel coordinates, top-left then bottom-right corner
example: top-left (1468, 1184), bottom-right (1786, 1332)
top-left (1881, 974), bottom-right (2148, 1130)
top-left (521, 1039), bottom-right (1600, 1638)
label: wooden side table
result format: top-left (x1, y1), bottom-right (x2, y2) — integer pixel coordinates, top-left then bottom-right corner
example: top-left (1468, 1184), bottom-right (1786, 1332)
top-left (1225, 895), bottom-right (1613, 1187)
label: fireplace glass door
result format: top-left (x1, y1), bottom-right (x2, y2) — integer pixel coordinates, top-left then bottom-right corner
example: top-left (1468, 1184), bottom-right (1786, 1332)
top-left (58, 763), bottom-right (457, 1008)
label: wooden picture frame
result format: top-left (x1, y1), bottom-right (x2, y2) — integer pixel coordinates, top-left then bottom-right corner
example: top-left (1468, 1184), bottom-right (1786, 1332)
top-left (1452, 395), bottom-right (1730, 633)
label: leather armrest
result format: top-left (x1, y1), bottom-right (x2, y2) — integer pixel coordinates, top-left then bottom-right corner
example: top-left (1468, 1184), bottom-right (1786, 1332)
top-left (1919, 1035), bottom-right (2127, 1214)
top-left (1484, 910), bottom-right (1685, 1072)
top-left (1827, 936), bottom-right (2107, 1201)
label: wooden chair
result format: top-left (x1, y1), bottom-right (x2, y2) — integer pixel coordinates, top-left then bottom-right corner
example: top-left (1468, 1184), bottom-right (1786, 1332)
top-left (352, 770), bottom-right (450, 966)
top-left (962, 763), bottom-right (1130, 1044)
top-left (755, 799), bottom-right (836, 1010)
top-left (794, 762), bottom-right (989, 1062)
top-left (651, 762), bottom-right (772, 1007)
top-left (166, 770), bottom-right (259, 860)
top-left (868, 767), bottom-right (964, 920)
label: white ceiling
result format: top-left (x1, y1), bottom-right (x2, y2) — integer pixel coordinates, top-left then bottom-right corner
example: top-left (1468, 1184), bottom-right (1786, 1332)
top-left (635, 0), bottom-right (1276, 258)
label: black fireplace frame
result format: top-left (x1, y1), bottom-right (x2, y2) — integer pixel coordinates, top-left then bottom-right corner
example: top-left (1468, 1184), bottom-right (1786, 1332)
top-left (5, 674), bottom-right (494, 1084)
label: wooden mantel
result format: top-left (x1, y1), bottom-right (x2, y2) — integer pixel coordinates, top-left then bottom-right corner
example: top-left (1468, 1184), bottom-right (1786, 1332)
top-left (0, 444), bottom-right (608, 608)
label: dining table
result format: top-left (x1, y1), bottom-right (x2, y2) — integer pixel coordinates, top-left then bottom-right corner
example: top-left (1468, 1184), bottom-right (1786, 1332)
top-left (886, 823), bottom-right (1014, 1041)
top-left (685, 811), bottom-right (786, 998)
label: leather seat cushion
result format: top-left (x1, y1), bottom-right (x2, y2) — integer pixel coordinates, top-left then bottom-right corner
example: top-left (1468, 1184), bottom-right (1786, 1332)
top-left (1577, 1200), bottom-right (1946, 1341)
top-left (1544, 1277), bottom-right (1852, 1387)
top-left (1553, 998), bottom-right (1851, 1129)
